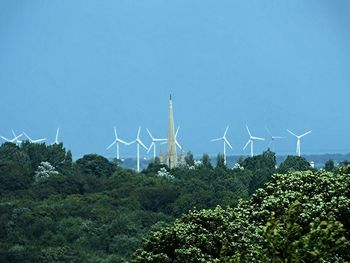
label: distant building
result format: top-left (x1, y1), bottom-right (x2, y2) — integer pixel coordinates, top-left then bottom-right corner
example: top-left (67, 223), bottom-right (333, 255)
top-left (310, 161), bottom-right (315, 168)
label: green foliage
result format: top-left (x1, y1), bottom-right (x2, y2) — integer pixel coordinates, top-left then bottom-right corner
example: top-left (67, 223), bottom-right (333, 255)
top-left (277, 155), bottom-right (311, 174)
top-left (241, 150), bottom-right (276, 194)
top-left (215, 154), bottom-right (226, 169)
top-left (0, 143), bottom-right (300, 262)
top-left (76, 154), bottom-right (117, 178)
top-left (133, 168), bottom-right (350, 262)
top-left (324, 159), bottom-right (335, 172)
top-left (201, 153), bottom-right (212, 169)
top-left (184, 151), bottom-right (195, 166)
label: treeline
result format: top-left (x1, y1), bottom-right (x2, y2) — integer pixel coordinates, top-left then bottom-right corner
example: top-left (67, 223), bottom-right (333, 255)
top-left (0, 142), bottom-right (326, 262)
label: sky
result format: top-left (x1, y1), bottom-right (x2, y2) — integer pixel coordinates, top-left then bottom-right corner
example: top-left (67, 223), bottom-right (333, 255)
top-left (1, 0), bottom-right (350, 159)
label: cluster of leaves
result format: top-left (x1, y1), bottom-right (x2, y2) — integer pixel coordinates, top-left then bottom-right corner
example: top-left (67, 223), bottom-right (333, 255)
top-left (132, 167), bottom-right (350, 262)
top-left (0, 143), bottom-right (282, 262)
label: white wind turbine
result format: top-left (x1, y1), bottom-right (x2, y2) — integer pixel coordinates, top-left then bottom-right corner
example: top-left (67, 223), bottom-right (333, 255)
top-left (106, 126), bottom-right (128, 160)
top-left (211, 125), bottom-right (233, 165)
top-left (11, 130), bottom-right (24, 145)
top-left (243, 126), bottom-right (265, 157)
top-left (287, 129), bottom-right (312, 157)
top-left (0, 131), bottom-right (23, 144)
top-left (146, 128), bottom-right (167, 159)
top-left (128, 127), bottom-right (148, 172)
top-left (265, 126), bottom-right (285, 152)
top-left (23, 132), bottom-right (46, 143)
top-left (160, 126), bottom-right (183, 150)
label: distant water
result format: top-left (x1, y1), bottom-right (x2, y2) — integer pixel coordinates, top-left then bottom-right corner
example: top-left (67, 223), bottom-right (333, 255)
top-left (118, 153), bottom-right (350, 170)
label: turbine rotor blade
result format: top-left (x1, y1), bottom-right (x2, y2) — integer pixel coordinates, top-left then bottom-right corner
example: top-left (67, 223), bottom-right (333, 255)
top-left (272, 136), bottom-right (285, 139)
top-left (137, 127), bottom-right (141, 139)
top-left (246, 125), bottom-right (252, 137)
top-left (265, 126), bottom-right (272, 136)
top-left (147, 142), bottom-right (154, 154)
top-left (300, 130), bottom-right (312, 138)
top-left (0, 135), bottom-right (9, 141)
top-left (55, 128), bottom-right (60, 142)
top-left (175, 126), bottom-right (180, 138)
top-left (223, 125), bottom-right (229, 137)
top-left (175, 140), bottom-right (182, 150)
top-left (34, 138), bottom-right (46, 143)
top-left (23, 132), bottom-right (32, 142)
top-left (107, 141), bottom-right (116, 150)
top-left (114, 126), bottom-right (118, 139)
top-left (252, 136), bottom-right (265, 141)
top-left (287, 129), bottom-right (298, 137)
top-left (127, 140), bottom-right (137, 145)
top-left (211, 137), bottom-right (222, 142)
top-left (224, 138), bottom-right (233, 149)
top-left (153, 138), bottom-right (167, 142)
top-left (137, 139), bottom-right (148, 150)
top-left (146, 128), bottom-right (154, 140)
top-left (116, 138), bottom-right (128, 145)
top-left (243, 140), bottom-right (251, 150)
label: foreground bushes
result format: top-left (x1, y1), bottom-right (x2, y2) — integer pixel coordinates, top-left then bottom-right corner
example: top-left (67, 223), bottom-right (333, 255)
top-left (133, 167), bottom-right (350, 262)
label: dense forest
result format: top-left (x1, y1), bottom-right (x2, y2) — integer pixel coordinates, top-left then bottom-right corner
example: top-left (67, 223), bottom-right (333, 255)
top-left (0, 142), bottom-right (348, 262)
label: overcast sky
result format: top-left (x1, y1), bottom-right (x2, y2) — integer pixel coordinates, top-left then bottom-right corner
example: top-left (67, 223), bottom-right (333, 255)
top-left (1, 0), bottom-right (350, 158)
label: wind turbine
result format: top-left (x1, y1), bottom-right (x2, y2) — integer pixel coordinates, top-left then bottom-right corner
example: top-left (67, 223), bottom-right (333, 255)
top-left (265, 126), bottom-right (285, 152)
top-left (23, 132), bottom-right (46, 143)
top-left (160, 126), bottom-right (183, 150)
top-left (287, 129), bottom-right (312, 157)
top-left (128, 127), bottom-right (148, 172)
top-left (243, 126), bottom-right (265, 157)
top-left (106, 126), bottom-right (128, 160)
top-left (11, 130), bottom-right (24, 145)
top-left (0, 132), bottom-right (23, 144)
top-left (146, 128), bottom-right (167, 159)
top-left (53, 128), bottom-right (60, 144)
top-left (211, 125), bottom-right (233, 165)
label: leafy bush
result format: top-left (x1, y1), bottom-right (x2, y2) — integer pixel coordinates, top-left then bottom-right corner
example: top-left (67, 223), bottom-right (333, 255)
top-left (132, 167), bottom-right (350, 262)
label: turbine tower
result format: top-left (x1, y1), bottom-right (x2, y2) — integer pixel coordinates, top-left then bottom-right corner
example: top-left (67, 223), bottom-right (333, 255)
top-left (128, 127), bottom-right (148, 172)
top-left (166, 95), bottom-right (177, 169)
top-left (287, 129), bottom-right (312, 157)
top-left (211, 125), bottom-right (233, 165)
top-left (23, 132), bottom-right (46, 143)
top-left (107, 126), bottom-right (128, 160)
top-left (243, 126), bottom-right (265, 157)
top-left (146, 128), bottom-right (167, 159)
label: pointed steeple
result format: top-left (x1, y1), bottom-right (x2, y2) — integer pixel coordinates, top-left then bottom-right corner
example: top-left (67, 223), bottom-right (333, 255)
top-left (166, 94), bottom-right (177, 168)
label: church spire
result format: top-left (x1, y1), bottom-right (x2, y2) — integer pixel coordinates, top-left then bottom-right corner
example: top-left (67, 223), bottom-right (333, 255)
top-left (166, 95), bottom-right (177, 168)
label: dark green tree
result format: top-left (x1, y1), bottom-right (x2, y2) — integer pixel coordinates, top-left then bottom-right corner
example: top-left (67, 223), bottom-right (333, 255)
top-left (215, 154), bottom-right (226, 169)
top-left (201, 154), bottom-right (212, 169)
top-left (185, 151), bottom-right (195, 166)
top-left (277, 155), bottom-right (311, 174)
top-left (75, 154), bottom-right (116, 177)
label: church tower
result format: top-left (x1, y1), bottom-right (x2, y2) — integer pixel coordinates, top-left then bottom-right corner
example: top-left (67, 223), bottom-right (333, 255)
top-left (166, 95), bottom-right (177, 168)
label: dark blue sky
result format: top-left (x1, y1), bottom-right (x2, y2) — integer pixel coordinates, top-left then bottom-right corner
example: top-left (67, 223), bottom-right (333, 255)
top-left (1, 0), bottom-right (350, 158)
